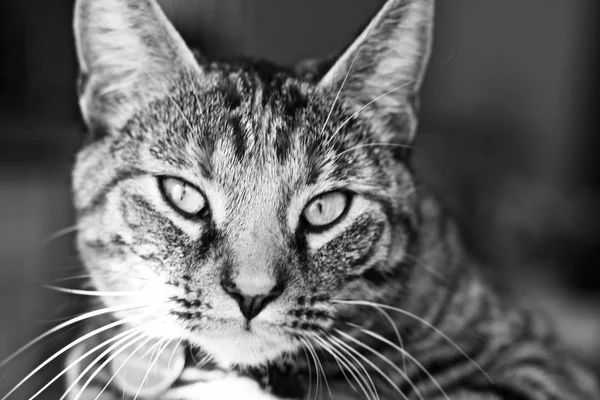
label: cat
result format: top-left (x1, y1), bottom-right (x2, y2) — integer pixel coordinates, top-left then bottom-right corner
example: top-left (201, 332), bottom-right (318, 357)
top-left (4, 0), bottom-right (598, 399)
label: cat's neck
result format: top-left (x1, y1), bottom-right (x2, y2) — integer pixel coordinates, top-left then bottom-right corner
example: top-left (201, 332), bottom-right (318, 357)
top-left (400, 194), bottom-right (511, 346)
top-left (404, 194), bottom-right (480, 324)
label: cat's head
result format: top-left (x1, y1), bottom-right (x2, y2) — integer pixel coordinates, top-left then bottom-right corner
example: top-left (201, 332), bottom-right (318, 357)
top-left (72, 0), bottom-right (434, 367)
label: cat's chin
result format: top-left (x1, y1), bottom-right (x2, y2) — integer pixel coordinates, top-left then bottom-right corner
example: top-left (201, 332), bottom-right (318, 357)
top-left (186, 325), bottom-right (298, 368)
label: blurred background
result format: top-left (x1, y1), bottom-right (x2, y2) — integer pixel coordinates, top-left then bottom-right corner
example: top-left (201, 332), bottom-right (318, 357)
top-left (1, 0), bottom-right (599, 397)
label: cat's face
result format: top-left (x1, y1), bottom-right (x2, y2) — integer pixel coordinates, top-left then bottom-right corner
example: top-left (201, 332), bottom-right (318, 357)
top-left (72, 0), bottom-right (433, 367)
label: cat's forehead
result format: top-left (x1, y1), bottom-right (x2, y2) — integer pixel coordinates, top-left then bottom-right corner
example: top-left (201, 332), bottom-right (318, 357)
top-left (134, 61), bottom-right (380, 181)
top-left (198, 60), bottom-right (343, 137)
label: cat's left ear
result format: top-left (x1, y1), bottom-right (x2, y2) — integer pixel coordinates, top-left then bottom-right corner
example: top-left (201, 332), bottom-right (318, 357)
top-left (74, 0), bottom-right (202, 135)
top-left (319, 0), bottom-right (434, 145)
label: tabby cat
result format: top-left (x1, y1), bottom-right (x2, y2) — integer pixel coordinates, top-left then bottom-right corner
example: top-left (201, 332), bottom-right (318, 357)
top-left (6, 0), bottom-right (599, 399)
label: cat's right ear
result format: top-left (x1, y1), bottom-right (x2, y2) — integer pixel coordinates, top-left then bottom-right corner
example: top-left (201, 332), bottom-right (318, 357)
top-left (318, 0), bottom-right (434, 146)
top-left (74, 0), bottom-right (202, 135)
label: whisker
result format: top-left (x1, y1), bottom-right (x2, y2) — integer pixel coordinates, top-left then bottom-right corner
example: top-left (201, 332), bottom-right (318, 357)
top-left (76, 335), bottom-right (155, 400)
top-left (44, 286), bottom-right (137, 297)
top-left (0, 260), bottom-right (152, 299)
top-left (309, 337), bottom-right (333, 399)
top-left (320, 11), bottom-right (380, 141)
top-left (190, 349), bottom-right (213, 368)
top-left (132, 338), bottom-right (172, 400)
top-left (310, 334), bottom-right (377, 400)
top-left (348, 325), bottom-right (453, 400)
top-left (167, 338), bottom-right (184, 371)
top-left (330, 332), bottom-right (410, 400)
top-left (89, 267), bottom-right (153, 283)
top-left (145, 72), bottom-right (197, 138)
top-left (300, 344), bottom-right (313, 400)
top-left (322, 333), bottom-right (381, 400)
top-left (310, 334), bottom-right (358, 395)
top-left (138, 336), bottom-right (165, 362)
top-left (300, 338), bottom-right (321, 400)
top-left (1, 313), bottom-right (150, 400)
top-left (361, 304), bottom-right (407, 375)
top-left (0, 303), bottom-right (149, 370)
top-left (335, 328), bottom-right (425, 400)
top-left (50, 274), bottom-right (94, 283)
top-left (49, 267), bottom-right (152, 286)
top-left (32, 325), bottom-right (143, 400)
top-left (0, 267), bottom-right (83, 300)
top-left (39, 224), bottom-right (81, 247)
top-left (332, 299), bottom-right (492, 383)
top-left (59, 327), bottom-right (147, 400)
top-left (329, 81), bottom-right (415, 147)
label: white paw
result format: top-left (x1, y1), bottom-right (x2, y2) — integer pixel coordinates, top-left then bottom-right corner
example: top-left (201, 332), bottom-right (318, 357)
top-left (161, 373), bottom-right (279, 400)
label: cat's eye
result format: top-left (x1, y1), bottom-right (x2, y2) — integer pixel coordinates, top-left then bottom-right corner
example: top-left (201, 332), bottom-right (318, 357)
top-left (302, 191), bottom-right (350, 230)
top-left (159, 177), bottom-right (207, 217)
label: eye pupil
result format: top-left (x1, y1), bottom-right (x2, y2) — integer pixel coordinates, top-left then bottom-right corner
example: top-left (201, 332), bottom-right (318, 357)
top-left (316, 202), bottom-right (324, 215)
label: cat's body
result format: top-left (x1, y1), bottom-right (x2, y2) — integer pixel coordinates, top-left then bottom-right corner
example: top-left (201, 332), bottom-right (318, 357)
top-left (36, 0), bottom-right (599, 399)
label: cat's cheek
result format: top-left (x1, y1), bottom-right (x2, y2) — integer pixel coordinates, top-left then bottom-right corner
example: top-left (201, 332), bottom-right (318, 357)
top-left (78, 239), bottom-right (187, 336)
top-left (307, 216), bottom-right (388, 286)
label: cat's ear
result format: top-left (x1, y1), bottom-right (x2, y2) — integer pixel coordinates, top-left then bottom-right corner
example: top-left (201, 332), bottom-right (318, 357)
top-left (74, 0), bottom-right (201, 134)
top-left (319, 0), bottom-right (434, 145)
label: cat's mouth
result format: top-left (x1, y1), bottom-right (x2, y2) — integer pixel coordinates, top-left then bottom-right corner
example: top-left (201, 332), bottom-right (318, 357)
top-left (184, 319), bottom-right (299, 367)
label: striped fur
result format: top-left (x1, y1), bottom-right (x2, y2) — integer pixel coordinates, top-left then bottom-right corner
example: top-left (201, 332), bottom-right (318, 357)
top-left (62, 0), bottom-right (600, 399)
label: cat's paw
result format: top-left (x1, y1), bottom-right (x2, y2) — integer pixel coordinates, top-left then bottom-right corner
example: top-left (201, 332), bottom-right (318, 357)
top-left (161, 372), bottom-right (280, 400)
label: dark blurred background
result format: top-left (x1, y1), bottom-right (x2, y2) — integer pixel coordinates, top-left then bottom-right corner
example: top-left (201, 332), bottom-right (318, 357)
top-left (1, 0), bottom-right (599, 397)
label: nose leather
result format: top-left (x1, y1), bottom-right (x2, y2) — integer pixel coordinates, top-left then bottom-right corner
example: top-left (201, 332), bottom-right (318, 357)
top-left (237, 293), bottom-right (275, 320)
top-left (222, 281), bottom-right (284, 321)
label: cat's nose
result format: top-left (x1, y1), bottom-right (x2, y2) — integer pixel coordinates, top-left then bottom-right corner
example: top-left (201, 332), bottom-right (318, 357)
top-left (222, 280), bottom-right (284, 321)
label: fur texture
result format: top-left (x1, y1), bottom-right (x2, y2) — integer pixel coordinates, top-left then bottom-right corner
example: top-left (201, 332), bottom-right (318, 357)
top-left (55, 0), bottom-right (600, 399)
